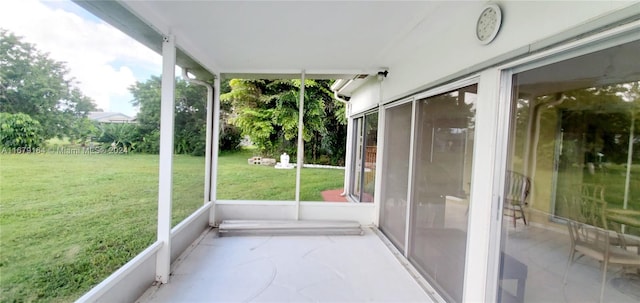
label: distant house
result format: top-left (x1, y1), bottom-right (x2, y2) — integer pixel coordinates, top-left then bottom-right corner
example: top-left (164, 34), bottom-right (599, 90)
top-left (88, 112), bottom-right (136, 123)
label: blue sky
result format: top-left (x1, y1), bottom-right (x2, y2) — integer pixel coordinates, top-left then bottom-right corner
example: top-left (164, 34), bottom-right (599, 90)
top-left (0, 0), bottom-right (163, 117)
top-left (41, 0), bottom-right (102, 23)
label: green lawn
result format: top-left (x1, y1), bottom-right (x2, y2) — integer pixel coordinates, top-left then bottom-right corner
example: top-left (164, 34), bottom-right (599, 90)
top-left (555, 164), bottom-right (640, 212)
top-left (217, 151), bottom-right (345, 201)
top-left (0, 150), bottom-right (343, 302)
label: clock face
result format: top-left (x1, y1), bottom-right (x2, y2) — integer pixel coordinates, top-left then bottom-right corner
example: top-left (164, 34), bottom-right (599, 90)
top-left (476, 4), bottom-right (501, 44)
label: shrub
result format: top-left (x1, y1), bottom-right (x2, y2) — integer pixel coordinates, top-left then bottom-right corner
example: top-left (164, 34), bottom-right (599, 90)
top-left (95, 123), bottom-right (138, 152)
top-left (135, 129), bottom-right (160, 154)
top-left (0, 113), bottom-right (45, 149)
top-left (219, 124), bottom-right (242, 151)
top-left (316, 155), bottom-right (332, 165)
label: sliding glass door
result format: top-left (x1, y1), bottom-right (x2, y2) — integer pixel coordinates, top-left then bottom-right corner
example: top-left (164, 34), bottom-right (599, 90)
top-left (498, 39), bottom-right (639, 303)
top-left (409, 84), bottom-right (477, 303)
top-left (350, 112), bottom-right (378, 202)
top-left (379, 102), bottom-right (413, 251)
top-left (377, 83), bottom-right (477, 303)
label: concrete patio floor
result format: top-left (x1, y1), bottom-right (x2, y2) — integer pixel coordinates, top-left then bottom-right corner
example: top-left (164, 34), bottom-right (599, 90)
top-left (134, 218), bottom-right (640, 303)
top-left (137, 227), bottom-right (436, 303)
top-left (502, 222), bottom-right (640, 302)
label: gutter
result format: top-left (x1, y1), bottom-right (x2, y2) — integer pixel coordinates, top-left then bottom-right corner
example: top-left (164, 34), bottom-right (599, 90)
top-left (331, 79), bottom-right (352, 197)
top-left (329, 71), bottom-right (387, 198)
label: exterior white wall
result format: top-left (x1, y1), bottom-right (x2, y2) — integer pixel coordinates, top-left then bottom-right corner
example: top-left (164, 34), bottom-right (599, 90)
top-left (170, 203), bottom-right (211, 263)
top-left (77, 204), bottom-right (213, 303)
top-left (349, 1), bottom-right (637, 115)
top-left (215, 201), bottom-right (298, 223)
top-left (215, 201), bottom-right (376, 225)
top-left (346, 2), bottom-right (640, 301)
top-left (348, 77), bottom-right (380, 114)
top-left (76, 242), bottom-right (161, 303)
top-left (299, 202), bottom-right (375, 224)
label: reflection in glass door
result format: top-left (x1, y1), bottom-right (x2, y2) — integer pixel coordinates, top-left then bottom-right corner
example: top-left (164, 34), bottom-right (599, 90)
top-left (362, 112), bottom-right (378, 202)
top-left (553, 108), bottom-right (639, 225)
top-left (499, 39), bottom-right (640, 303)
top-left (351, 118), bottom-right (363, 201)
top-left (409, 84), bottom-right (477, 303)
top-left (350, 113), bottom-right (379, 202)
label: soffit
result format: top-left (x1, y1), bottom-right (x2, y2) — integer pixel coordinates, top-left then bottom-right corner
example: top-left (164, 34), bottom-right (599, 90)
top-left (77, 0), bottom-right (459, 80)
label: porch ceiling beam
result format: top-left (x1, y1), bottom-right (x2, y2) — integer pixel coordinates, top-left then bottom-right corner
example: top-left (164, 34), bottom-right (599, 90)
top-left (156, 34), bottom-right (176, 284)
top-left (221, 69), bottom-right (382, 80)
top-left (71, 0), bottom-right (214, 81)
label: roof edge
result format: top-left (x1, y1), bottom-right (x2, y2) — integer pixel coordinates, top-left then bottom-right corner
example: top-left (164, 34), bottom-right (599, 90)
top-left (72, 0), bottom-right (215, 81)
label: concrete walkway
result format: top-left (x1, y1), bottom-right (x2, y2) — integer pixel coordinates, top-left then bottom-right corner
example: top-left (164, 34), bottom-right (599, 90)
top-left (320, 188), bottom-right (348, 202)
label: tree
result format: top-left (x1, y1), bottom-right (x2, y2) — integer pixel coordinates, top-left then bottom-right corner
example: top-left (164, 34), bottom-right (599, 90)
top-left (0, 29), bottom-right (98, 140)
top-left (221, 79), bottom-right (346, 164)
top-left (129, 76), bottom-right (162, 153)
top-left (559, 83), bottom-right (640, 164)
top-left (68, 117), bottom-right (97, 146)
top-left (129, 76), bottom-right (237, 155)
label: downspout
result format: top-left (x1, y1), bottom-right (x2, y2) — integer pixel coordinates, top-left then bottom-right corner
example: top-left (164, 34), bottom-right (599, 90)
top-left (333, 89), bottom-right (350, 104)
top-left (333, 83), bottom-right (351, 197)
top-left (182, 68), bottom-right (214, 205)
top-left (373, 71), bottom-right (387, 226)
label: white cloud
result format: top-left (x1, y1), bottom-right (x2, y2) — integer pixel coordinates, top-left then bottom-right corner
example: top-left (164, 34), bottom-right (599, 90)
top-left (0, 0), bottom-right (162, 115)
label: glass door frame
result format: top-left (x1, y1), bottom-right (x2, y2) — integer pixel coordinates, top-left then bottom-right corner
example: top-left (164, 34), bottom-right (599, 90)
top-left (350, 117), bottom-right (363, 201)
top-left (376, 76), bottom-right (482, 303)
top-left (349, 109), bottom-right (379, 202)
top-left (377, 97), bottom-right (415, 253)
top-left (485, 23), bottom-right (640, 302)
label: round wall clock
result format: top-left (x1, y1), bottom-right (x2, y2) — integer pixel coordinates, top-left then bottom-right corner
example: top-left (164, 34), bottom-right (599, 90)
top-left (476, 4), bottom-right (502, 44)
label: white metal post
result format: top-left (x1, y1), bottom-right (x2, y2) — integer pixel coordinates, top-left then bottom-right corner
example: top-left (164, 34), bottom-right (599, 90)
top-left (463, 70), bottom-right (501, 302)
top-left (404, 99), bottom-right (418, 257)
top-left (210, 76), bottom-right (221, 225)
top-left (203, 78), bottom-right (213, 205)
top-left (624, 111), bottom-right (635, 210)
top-left (621, 111), bottom-right (636, 233)
top-left (372, 74), bottom-right (386, 224)
top-left (156, 34), bottom-right (175, 284)
top-left (295, 71), bottom-right (305, 219)
top-left (372, 106), bottom-right (386, 226)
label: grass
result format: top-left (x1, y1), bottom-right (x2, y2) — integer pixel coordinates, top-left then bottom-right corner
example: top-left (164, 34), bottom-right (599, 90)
top-left (217, 151), bottom-right (345, 201)
top-left (582, 164), bottom-right (640, 210)
top-left (0, 149), bottom-right (343, 302)
top-left (556, 164), bottom-right (640, 211)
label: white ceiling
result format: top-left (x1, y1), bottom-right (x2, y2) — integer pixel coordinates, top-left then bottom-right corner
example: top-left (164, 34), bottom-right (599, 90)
top-left (517, 40), bottom-right (640, 97)
top-left (76, 0), bottom-right (478, 79)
